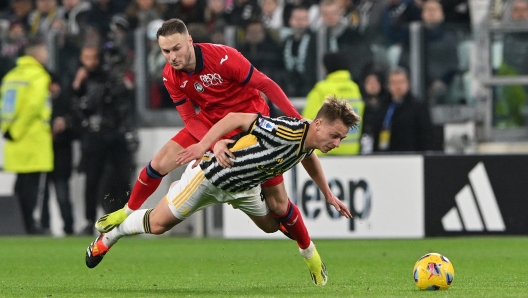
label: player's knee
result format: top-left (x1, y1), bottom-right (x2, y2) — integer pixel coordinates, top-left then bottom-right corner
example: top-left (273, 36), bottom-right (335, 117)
top-left (149, 158), bottom-right (165, 175)
top-left (265, 198), bottom-right (288, 216)
top-left (149, 223), bottom-right (169, 235)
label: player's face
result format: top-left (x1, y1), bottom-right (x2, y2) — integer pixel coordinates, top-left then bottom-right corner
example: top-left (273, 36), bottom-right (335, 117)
top-left (159, 33), bottom-right (194, 72)
top-left (314, 119), bottom-right (349, 153)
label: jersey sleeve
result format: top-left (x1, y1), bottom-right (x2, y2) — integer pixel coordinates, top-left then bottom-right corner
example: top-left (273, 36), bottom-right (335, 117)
top-left (245, 68), bottom-right (302, 119)
top-left (162, 63), bottom-right (185, 102)
top-left (250, 115), bottom-right (304, 145)
top-left (219, 46), bottom-right (254, 83)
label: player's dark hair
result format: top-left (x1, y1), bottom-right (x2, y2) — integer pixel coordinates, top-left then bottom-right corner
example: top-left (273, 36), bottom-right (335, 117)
top-left (315, 95), bottom-right (361, 129)
top-left (156, 18), bottom-right (189, 40)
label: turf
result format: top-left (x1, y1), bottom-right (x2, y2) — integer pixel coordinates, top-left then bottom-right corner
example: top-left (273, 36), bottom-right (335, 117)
top-left (0, 236), bottom-right (526, 297)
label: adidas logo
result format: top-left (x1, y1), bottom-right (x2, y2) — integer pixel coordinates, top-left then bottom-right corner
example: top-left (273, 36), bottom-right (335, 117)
top-left (441, 162), bottom-right (505, 232)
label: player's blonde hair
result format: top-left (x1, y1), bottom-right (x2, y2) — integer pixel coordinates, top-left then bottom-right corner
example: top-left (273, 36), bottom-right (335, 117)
top-left (156, 18), bottom-right (188, 40)
top-left (315, 94), bottom-right (361, 129)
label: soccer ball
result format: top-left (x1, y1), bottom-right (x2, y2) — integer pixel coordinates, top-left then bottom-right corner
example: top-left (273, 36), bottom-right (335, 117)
top-left (413, 253), bottom-right (455, 290)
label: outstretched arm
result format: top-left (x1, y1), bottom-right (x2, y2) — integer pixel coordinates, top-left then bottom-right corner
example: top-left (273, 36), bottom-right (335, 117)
top-left (301, 154), bottom-right (352, 218)
top-left (246, 68), bottom-right (302, 119)
top-left (176, 112), bottom-right (258, 166)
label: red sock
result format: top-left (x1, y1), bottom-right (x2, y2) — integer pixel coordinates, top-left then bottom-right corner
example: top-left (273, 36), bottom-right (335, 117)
top-left (273, 200), bottom-right (311, 249)
top-left (128, 163), bottom-right (165, 210)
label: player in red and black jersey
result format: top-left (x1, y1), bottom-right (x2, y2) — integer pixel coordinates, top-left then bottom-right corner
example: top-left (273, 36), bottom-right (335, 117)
top-left (95, 19), bottom-right (346, 261)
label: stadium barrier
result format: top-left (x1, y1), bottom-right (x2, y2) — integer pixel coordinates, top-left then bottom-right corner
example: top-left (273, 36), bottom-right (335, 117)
top-left (0, 195), bottom-right (26, 235)
top-left (424, 154), bottom-right (527, 236)
top-left (223, 154), bottom-right (528, 239)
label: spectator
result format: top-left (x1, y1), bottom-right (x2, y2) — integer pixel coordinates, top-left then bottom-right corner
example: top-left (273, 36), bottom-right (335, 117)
top-left (318, 0), bottom-right (369, 79)
top-left (440, 0), bottom-right (470, 31)
top-left (381, 0), bottom-right (421, 47)
top-left (318, 0), bottom-right (356, 50)
top-left (40, 73), bottom-right (77, 236)
top-left (1, 37), bottom-right (52, 234)
top-left (0, 0), bottom-right (34, 31)
top-left (204, 0), bottom-right (227, 30)
top-left (238, 21), bottom-right (283, 86)
top-left (400, 0), bottom-right (459, 104)
top-left (146, 19), bottom-right (172, 108)
top-left (281, 5), bottom-right (317, 97)
top-left (86, 0), bottom-right (125, 41)
top-left (62, 0), bottom-right (91, 36)
top-left (260, 0), bottom-right (284, 29)
top-left (125, 0), bottom-right (166, 30)
top-left (302, 51), bottom-right (363, 155)
top-left (27, 0), bottom-right (65, 36)
top-left (359, 66), bottom-right (389, 153)
top-left (495, 0), bottom-right (528, 127)
top-left (51, 0), bottom-right (90, 91)
top-left (283, 0), bottom-right (319, 28)
top-left (501, 0), bottom-right (528, 76)
top-left (347, 0), bottom-right (388, 45)
top-left (0, 21), bottom-right (27, 79)
top-left (71, 44), bottom-right (136, 235)
top-left (377, 67), bottom-right (433, 152)
top-left (165, 0), bottom-right (207, 25)
top-left (224, 0), bottom-right (262, 27)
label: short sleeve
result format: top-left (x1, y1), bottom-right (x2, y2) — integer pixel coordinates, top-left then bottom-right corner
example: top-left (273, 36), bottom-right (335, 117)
top-left (219, 46), bottom-right (253, 84)
top-left (162, 63), bottom-right (185, 103)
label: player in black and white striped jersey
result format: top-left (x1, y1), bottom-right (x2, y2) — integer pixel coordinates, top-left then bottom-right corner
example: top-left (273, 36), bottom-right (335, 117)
top-left (86, 95), bottom-right (360, 286)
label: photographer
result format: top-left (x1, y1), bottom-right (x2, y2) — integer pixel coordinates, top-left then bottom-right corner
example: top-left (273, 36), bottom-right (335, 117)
top-left (72, 43), bottom-right (137, 235)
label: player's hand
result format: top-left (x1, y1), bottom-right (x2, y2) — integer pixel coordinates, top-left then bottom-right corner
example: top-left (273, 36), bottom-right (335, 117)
top-left (176, 143), bottom-right (208, 168)
top-left (325, 194), bottom-right (353, 218)
top-left (213, 139), bottom-right (235, 168)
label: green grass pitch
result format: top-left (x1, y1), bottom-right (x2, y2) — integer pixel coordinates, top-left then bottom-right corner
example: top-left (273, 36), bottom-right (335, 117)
top-left (0, 236), bottom-right (526, 297)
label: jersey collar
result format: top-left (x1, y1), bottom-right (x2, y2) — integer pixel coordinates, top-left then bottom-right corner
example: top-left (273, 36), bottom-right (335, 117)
top-left (193, 45), bottom-right (204, 73)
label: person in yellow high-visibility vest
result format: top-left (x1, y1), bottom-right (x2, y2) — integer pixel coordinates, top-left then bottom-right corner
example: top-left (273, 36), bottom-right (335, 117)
top-left (0, 37), bottom-right (53, 234)
top-left (302, 51), bottom-right (364, 155)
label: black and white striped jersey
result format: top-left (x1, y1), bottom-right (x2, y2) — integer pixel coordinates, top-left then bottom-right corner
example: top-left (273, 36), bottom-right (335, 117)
top-left (200, 114), bottom-right (314, 192)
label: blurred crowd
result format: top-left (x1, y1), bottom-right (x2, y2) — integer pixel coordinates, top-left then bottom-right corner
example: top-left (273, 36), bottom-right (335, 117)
top-left (1, 0), bottom-right (528, 235)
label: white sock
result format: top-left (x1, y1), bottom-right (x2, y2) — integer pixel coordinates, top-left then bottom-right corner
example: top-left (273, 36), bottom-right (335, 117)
top-left (299, 241), bottom-right (315, 259)
top-left (124, 203), bottom-right (134, 215)
top-left (102, 209), bottom-right (151, 247)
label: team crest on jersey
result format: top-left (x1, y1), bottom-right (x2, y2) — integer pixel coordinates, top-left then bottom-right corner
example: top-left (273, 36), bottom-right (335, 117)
top-left (258, 118), bottom-right (276, 132)
top-left (194, 82), bottom-right (204, 92)
top-left (200, 73), bottom-right (223, 87)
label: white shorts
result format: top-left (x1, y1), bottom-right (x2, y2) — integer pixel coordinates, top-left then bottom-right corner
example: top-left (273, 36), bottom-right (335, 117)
top-left (165, 163), bottom-right (269, 220)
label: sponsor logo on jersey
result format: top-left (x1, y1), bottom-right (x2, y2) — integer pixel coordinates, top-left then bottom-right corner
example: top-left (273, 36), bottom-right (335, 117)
top-left (194, 82), bottom-right (204, 92)
top-left (180, 80), bottom-right (188, 88)
top-left (199, 73), bottom-right (223, 87)
top-left (220, 55), bottom-right (228, 64)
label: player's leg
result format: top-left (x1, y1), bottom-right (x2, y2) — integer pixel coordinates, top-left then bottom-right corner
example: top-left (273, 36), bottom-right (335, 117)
top-left (95, 130), bottom-right (198, 233)
top-left (86, 199), bottom-right (181, 269)
top-left (228, 189), bottom-right (279, 234)
top-left (128, 139), bottom-right (184, 208)
top-left (87, 164), bottom-right (212, 268)
top-left (261, 176), bottom-right (327, 286)
top-left (262, 176), bottom-right (310, 249)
